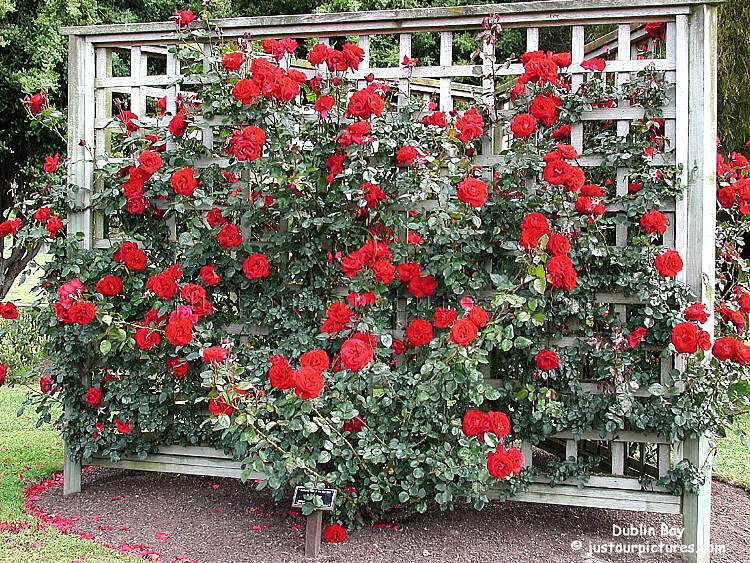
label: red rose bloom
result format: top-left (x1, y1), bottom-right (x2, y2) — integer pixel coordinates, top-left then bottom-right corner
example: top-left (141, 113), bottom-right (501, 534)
top-left (232, 78), bottom-right (262, 105)
top-left (433, 307), bottom-right (457, 328)
top-left (171, 168), bottom-right (198, 196)
top-left (134, 328), bottom-right (161, 350)
top-left (200, 265), bottom-right (222, 286)
top-left (685, 303), bottom-right (709, 324)
top-left (323, 523), bottom-right (347, 543)
top-left (510, 113), bottom-right (538, 138)
top-left (217, 224), bottom-right (243, 248)
top-left (628, 327), bottom-right (647, 348)
top-left (457, 177), bottom-right (489, 208)
top-left (546, 255), bottom-right (577, 291)
top-left (455, 107), bottom-right (484, 142)
top-left (222, 51), bottom-right (244, 71)
top-left (343, 416), bottom-right (364, 433)
top-left (468, 306), bottom-right (489, 328)
top-left (294, 366), bottom-right (325, 400)
top-left (123, 248), bottom-right (147, 271)
top-left (408, 274), bottom-right (437, 298)
top-left (68, 301), bottom-right (96, 325)
top-left (300, 350), bottom-right (330, 374)
top-left (671, 322), bottom-right (700, 354)
top-left (581, 58), bottom-right (606, 71)
top-left (138, 150), bottom-right (163, 174)
top-left (450, 318), bottom-right (479, 346)
top-left (406, 319), bottom-right (433, 347)
top-left (202, 346), bottom-right (227, 363)
top-left (243, 253), bottom-right (270, 280)
top-left (114, 418), bottom-right (131, 434)
top-left (85, 387), bottom-right (102, 406)
top-left (654, 249), bottom-right (683, 278)
top-left (0, 302), bottom-right (19, 319)
top-left (208, 398), bottom-right (233, 416)
top-left (529, 93), bottom-right (562, 127)
top-left (640, 210), bottom-right (668, 235)
top-left (713, 337), bottom-right (738, 361)
top-left (396, 146), bottom-right (419, 166)
top-left (228, 125), bottom-right (266, 161)
top-left (165, 318), bottom-right (193, 347)
top-left (269, 356), bottom-right (295, 389)
top-left (96, 275), bottom-right (123, 296)
top-left (552, 124), bottom-right (571, 140)
top-left (487, 411), bottom-right (511, 439)
top-left (462, 410), bottom-right (489, 438)
top-left (487, 445), bottom-right (524, 479)
top-left (28, 92), bottom-right (47, 114)
top-left (168, 357), bottom-right (189, 377)
top-left (0, 363), bottom-right (7, 387)
top-left (43, 153), bottom-right (60, 173)
top-left (546, 233), bottom-right (571, 256)
top-left (535, 349), bottom-right (560, 371)
top-left (340, 338), bottom-right (374, 372)
top-left (39, 375), bottom-right (52, 393)
top-left (206, 207), bottom-right (227, 227)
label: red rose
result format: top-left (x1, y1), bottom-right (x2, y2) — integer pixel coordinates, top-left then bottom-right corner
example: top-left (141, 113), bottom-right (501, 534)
top-left (322, 523), bottom-right (347, 543)
top-left (546, 233), bottom-right (571, 256)
top-left (171, 168), bottom-right (198, 196)
top-left (0, 363), bottom-right (7, 387)
top-left (654, 249), bottom-right (683, 278)
top-left (406, 319), bottom-right (433, 347)
top-left (671, 322), bottom-right (700, 354)
top-left (39, 375), bottom-right (52, 393)
top-left (684, 303), bottom-right (709, 323)
top-left (200, 265), bottom-right (222, 286)
top-left (121, 246), bottom-right (147, 271)
top-left (581, 58), bottom-right (606, 71)
top-left (546, 255), bottom-right (577, 291)
top-left (68, 301), bottom-right (96, 325)
top-left (468, 306), bottom-right (489, 328)
top-left (487, 411), bottom-right (511, 439)
top-left (269, 356), bottom-right (295, 389)
top-left (176, 9), bottom-right (196, 26)
top-left (433, 307), bottom-right (457, 328)
top-left (455, 107), bottom-right (484, 142)
top-left (165, 318), bottom-right (193, 347)
top-left (487, 445), bottom-right (524, 479)
top-left (222, 51), bottom-right (245, 71)
top-left (0, 302), bottom-right (19, 319)
top-left (510, 113), bottom-right (537, 138)
top-left (202, 346), bottom-right (227, 363)
top-left (43, 153), bottom-right (60, 173)
top-left (552, 52), bottom-right (572, 67)
top-left (551, 124), bottom-right (571, 140)
top-left (146, 273), bottom-right (179, 299)
top-left (232, 78), bottom-right (261, 105)
top-left (33, 207), bottom-right (51, 222)
top-left (169, 110), bottom-right (188, 137)
top-left (308, 43), bottom-right (330, 66)
top-left (457, 177), bottom-right (488, 208)
top-left (408, 274), bottom-right (437, 298)
top-left (208, 398), bottom-right (233, 416)
top-left (628, 327), bottom-right (647, 348)
top-left (450, 318), bottom-right (479, 346)
top-left (28, 92), bottom-right (47, 114)
top-left (114, 418), bottom-right (131, 434)
top-left (85, 387), bottom-right (102, 406)
top-left (134, 328), bottom-right (161, 350)
top-left (294, 366), bottom-right (325, 400)
top-left (340, 338), bottom-right (374, 372)
top-left (735, 343), bottom-right (750, 366)
top-left (396, 146), bottom-right (419, 166)
top-left (535, 349), bottom-right (560, 371)
top-left (462, 409), bottom-right (489, 438)
top-left (640, 210), bottom-right (668, 235)
top-left (529, 93), bottom-right (562, 127)
top-left (168, 357), bottom-right (189, 377)
top-left (343, 416), bottom-right (364, 433)
top-left (217, 224), bottom-right (243, 248)
top-left (314, 95), bottom-right (335, 118)
top-left (96, 275), bottom-right (123, 296)
top-left (137, 150), bottom-right (163, 174)
top-left (345, 88), bottom-right (384, 120)
top-left (717, 186), bottom-right (736, 208)
top-left (712, 337), bottom-right (738, 361)
top-left (243, 253), bottom-right (270, 280)
top-left (228, 125), bottom-right (266, 161)
top-left (300, 350), bottom-right (330, 374)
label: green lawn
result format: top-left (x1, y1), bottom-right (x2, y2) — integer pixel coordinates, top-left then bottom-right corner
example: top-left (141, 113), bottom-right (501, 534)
top-left (713, 413), bottom-right (750, 489)
top-left (0, 387), bottom-right (137, 562)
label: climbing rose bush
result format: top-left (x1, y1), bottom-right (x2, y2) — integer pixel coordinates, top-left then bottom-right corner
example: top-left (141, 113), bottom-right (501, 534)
top-left (4, 16), bottom-right (748, 529)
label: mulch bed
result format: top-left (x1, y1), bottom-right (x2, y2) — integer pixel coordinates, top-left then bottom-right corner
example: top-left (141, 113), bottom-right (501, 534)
top-left (27, 467), bottom-right (750, 562)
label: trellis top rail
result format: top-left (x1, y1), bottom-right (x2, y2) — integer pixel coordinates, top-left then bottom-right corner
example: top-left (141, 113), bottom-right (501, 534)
top-left (59, 0), bottom-right (722, 38)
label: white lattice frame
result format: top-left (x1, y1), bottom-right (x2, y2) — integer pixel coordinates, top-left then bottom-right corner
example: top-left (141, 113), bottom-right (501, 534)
top-left (61, 2), bottom-right (719, 560)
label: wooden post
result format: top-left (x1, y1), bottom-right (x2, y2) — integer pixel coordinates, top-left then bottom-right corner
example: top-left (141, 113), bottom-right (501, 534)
top-left (63, 437), bottom-right (82, 496)
top-left (304, 510), bottom-right (323, 558)
top-left (682, 4), bottom-right (718, 562)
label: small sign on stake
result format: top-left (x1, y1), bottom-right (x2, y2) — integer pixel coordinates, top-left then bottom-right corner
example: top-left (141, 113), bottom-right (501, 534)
top-left (291, 487), bottom-right (337, 558)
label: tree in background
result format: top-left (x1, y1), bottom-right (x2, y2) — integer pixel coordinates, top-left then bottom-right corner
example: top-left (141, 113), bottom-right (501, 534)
top-left (718, 0), bottom-right (750, 152)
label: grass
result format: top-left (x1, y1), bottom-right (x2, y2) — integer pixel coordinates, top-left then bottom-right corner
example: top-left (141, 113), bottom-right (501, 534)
top-left (5, 253), bottom-right (50, 306)
top-left (713, 413), bottom-right (750, 489)
top-left (0, 387), bottom-right (138, 562)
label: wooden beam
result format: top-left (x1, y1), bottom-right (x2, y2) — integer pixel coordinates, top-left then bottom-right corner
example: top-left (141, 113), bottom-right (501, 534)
top-left (305, 510), bottom-right (323, 557)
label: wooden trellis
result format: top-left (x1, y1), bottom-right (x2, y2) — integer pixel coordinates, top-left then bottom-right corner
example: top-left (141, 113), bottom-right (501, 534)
top-left (60, 1), bottom-right (719, 560)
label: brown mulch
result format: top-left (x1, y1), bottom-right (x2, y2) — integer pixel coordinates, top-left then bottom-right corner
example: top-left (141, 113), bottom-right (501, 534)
top-left (33, 468), bottom-right (749, 563)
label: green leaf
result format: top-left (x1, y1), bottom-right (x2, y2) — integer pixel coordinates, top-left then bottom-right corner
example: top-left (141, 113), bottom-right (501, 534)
top-left (99, 340), bottom-right (112, 355)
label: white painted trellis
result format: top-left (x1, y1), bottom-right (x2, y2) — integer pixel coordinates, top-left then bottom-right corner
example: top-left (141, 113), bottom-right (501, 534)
top-left (60, 1), bottom-right (719, 560)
